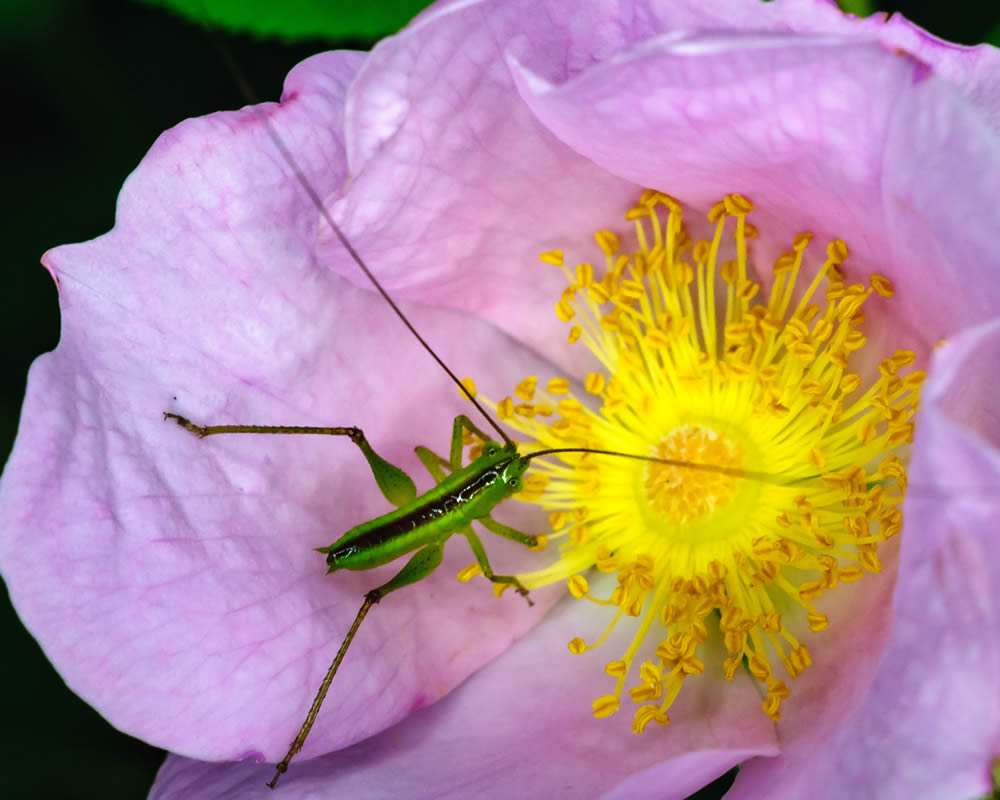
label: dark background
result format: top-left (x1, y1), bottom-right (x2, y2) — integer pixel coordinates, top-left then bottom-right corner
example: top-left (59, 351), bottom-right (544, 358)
top-left (2, 1), bottom-right (998, 797)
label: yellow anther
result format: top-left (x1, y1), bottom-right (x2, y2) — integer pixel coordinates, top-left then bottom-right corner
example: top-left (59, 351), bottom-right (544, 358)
top-left (826, 239), bottom-right (849, 265)
top-left (548, 511), bottom-right (568, 530)
top-left (588, 282), bottom-right (610, 304)
top-left (620, 279), bottom-right (645, 300)
top-left (456, 564), bottom-right (481, 583)
top-left (497, 397), bottom-right (514, 419)
top-left (772, 252), bottom-right (796, 274)
top-left (707, 200), bottom-right (727, 223)
top-left (857, 421), bottom-right (878, 445)
top-left (724, 193), bottom-right (754, 215)
top-left (592, 695), bottom-right (621, 719)
top-left (539, 250), bottom-right (564, 266)
top-left (763, 697), bottom-right (782, 721)
top-left (654, 192), bottom-right (681, 212)
top-left (584, 373), bottom-right (606, 395)
top-left (605, 660), bottom-right (628, 678)
top-left (594, 230), bottom-right (620, 257)
top-left (556, 299), bottom-right (575, 322)
top-left (567, 326), bottom-right (582, 343)
top-left (545, 377), bottom-right (569, 396)
top-left (632, 706), bottom-right (669, 734)
top-left (859, 551), bottom-right (882, 573)
top-left (515, 403), bottom-right (536, 419)
top-left (524, 473), bottom-right (549, 492)
top-left (903, 369), bottom-right (927, 389)
top-left (528, 535), bottom-right (548, 552)
top-left (793, 232), bottom-right (813, 251)
top-left (748, 655), bottom-right (771, 683)
top-left (568, 637), bottom-right (586, 655)
top-left (807, 612), bottom-right (829, 632)
top-left (557, 398), bottom-right (584, 417)
top-left (798, 581), bottom-right (824, 602)
top-left (839, 374), bottom-right (862, 393)
top-left (575, 263), bottom-right (594, 286)
top-left (888, 424), bottom-right (914, 446)
top-left (459, 377), bottom-right (477, 398)
top-left (870, 274), bottom-right (894, 297)
top-left (568, 574), bottom-right (589, 598)
top-left (720, 260), bottom-right (739, 284)
top-left (513, 376), bottom-right (537, 401)
top-left (891, 349), bottom-right (916, 368)
top-left (625, 205), bottom-right (650, 220)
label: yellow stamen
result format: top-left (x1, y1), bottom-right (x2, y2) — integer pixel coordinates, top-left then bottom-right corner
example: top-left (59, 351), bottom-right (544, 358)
top-left (474, 192), bottom-right (921, 734)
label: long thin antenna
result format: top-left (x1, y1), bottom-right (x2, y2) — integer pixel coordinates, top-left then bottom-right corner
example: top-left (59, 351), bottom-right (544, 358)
top-left (523, 447), bottom-right (785, 484)
top-left (205, 23), bottom-right (514, 448)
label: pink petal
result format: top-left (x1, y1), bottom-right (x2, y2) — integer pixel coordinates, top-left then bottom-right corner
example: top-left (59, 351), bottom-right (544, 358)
top-left (863, 12), bottom-right (1000, 127)
top-left (4, 0), bottom-right (998, 793)
top-left (148, 590), bottom-right (779, 799)
top-left (508, 27), bottom-right (1000, 345)
top-left (731, 318), bottom-right (1000, 800)
top-left (0, 50), bottom-right (560, 762)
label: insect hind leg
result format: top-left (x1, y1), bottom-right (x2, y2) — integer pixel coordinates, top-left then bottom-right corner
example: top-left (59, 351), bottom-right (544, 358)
top-left (268, 542), bottom-right (445, 789)
top-left (163, 413), bottom-right (417, 507)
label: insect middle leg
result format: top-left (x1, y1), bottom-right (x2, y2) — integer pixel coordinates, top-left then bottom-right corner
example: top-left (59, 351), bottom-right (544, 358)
top-left (462, 528), bottom-right (534, 606)
top-left (415, 414), bottom-right (495, 481)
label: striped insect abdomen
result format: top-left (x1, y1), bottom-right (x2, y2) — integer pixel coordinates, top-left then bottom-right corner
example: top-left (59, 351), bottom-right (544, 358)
top-left (323, 455), bottom-right (520, 572)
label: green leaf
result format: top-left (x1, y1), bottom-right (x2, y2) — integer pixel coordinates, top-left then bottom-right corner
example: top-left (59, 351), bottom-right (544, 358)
top-left (836, 0), bottom-right (873, 17)
top-left (989, 19), bottom-right (1000, 47)
top-left (137, 0), bottom-right (432, 40)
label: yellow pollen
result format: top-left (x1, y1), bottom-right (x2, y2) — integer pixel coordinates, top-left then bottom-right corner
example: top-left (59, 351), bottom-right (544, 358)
top-left (469, 192), bottom-right (922, 736)
top-left (645, 426), bottom-right (744, 524)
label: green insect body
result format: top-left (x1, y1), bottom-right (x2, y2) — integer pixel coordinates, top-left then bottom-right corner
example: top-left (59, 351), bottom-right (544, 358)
top-left (165, 410), bottom-right (541, 788)
top-left (322, 435), bottom-right (531, 578)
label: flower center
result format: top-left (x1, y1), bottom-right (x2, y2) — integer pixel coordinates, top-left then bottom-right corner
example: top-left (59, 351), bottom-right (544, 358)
top-left (461, 192), bottom-right (922, 734)
top-left (645, 425), bottom-right (743, 525)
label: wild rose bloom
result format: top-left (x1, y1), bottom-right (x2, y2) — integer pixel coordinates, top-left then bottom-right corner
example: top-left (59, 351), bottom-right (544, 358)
top-left (2, 0), bottom-right (999, 798)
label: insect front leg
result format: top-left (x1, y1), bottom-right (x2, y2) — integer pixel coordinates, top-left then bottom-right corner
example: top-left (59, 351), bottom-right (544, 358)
top-left (479, 515), bottom-right (540, 550)
top-left (163, 413), bottom-right (416, 507)
top-left (449, 414), bottom-right (497, 468)
top-left (461, 528), bottom-right (534, 606)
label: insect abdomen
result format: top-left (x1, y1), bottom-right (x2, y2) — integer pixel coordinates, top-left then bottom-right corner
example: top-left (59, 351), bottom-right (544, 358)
top-left (324, 458), bottom-right (515, 572)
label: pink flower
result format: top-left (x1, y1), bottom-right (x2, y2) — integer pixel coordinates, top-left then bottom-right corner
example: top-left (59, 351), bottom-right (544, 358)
top-left (2, 1), bottom-right (998, 798)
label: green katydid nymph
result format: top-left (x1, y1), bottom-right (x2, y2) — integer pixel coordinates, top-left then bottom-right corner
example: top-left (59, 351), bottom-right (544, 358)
top-left (165, 385), bottom-right (753, 786)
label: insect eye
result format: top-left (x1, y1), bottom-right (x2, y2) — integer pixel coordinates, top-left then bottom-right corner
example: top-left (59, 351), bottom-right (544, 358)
top-left (486, 446), bottom-right (498, 457)
top-left (507, 477), bottom-right (520, 489)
